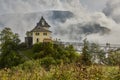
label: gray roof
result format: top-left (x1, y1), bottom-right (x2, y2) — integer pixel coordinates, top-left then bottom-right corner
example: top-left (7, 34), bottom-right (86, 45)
top-left (30, 27), bottom-right (52, 32)
top-left (36, 16), bottom-right (50, 28)
top-left (30, 16), bottom-right (52, 33)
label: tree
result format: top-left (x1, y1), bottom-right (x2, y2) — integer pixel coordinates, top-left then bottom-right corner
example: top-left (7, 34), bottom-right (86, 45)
top-left (89, 43), bottom-right (106, 64)
top-left (0, 27), bottom-right (24, 68)
top-left (65, 45), bottom-right (79, 63)
top-left (81, 39), bottom-right (91, 65)
top-left (107, 50), bottom-right (120, 65)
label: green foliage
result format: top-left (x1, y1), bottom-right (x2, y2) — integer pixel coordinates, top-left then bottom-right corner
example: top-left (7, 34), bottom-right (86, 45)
top-left (34, 51), bottom-right (44, 59)
top-left (65, 45), bottom-right (79, 63)
top-left (18, 42), bottom-right (28, 50)
top-left (107, 51), bottom-right (120, 65)
top-left (0, 27), bottom-right (25, 68)
top-left (81, 39), bottom-right (91, 65)
top-left (20, 49), bottom-right (34, 59)
top-left (0, 51), bottom-right (24, 68)
top-left (33, 43), bottom-right (79, 67)
top-left (89, 43), bottom-right (106, 64)
top-left (32, 43), bottom-right (43, 53)
top-left (40, 57), bottom-right (56, 68)
top-left (89, 42), bottom-right (120, 65)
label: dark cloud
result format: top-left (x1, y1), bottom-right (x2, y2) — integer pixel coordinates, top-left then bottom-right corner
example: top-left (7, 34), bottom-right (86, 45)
top-left (51, 11), bottom-right (74, 23)
top-left (53, 22), bottom-right (110, 40)
top-left (79, 23), bottom-right (110, 35)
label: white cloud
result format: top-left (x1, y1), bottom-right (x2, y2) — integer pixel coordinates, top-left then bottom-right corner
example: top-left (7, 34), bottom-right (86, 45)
top-left (103, 0), bottom-right (120, 23)
top-left (0, 0), bottom-right (64, 14)
top-left (80, 0), bottom-right (108, 12)
top-left (0, 0), bottom-right (120, 44)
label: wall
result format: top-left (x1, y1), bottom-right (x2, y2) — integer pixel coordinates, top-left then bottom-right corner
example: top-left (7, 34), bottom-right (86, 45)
top-left (32, 32), bottom-right (51, 44)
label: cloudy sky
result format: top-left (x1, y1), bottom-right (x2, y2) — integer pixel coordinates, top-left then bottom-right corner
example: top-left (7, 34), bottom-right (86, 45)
top-left (0, 0), bottom-right (120, 44)
top-left (80, 0), bottom-right (108, 11)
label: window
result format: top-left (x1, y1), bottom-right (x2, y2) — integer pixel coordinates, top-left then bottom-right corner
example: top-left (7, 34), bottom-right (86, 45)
top-left (36, 38), bottom-right (39, 43)
top-left (43, 33), bottom-right (47, 36)
top-left (36, 32), bottom-right (39, 35)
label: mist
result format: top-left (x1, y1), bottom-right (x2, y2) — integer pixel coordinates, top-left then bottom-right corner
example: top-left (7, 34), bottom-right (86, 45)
top-left (0, 0), bottom-right (120, 44)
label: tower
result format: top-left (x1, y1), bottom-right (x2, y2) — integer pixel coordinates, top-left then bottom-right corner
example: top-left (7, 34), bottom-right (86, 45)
top-left (25, 16), bottom-right (52, 47)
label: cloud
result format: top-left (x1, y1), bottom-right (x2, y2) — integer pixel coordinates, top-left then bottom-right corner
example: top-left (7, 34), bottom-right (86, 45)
top-left (103, 0), bottom-right (120, 23)
top-left (0, 0), bottom-right (84, 15)
top-left (0, 0), bottom-right (120, 44)
top-left (50, 11), bottom-right (74, 23)
top-left (0, 0), bottom-right (63, 14)
top-left (80, 0), bottom-right (108, 12)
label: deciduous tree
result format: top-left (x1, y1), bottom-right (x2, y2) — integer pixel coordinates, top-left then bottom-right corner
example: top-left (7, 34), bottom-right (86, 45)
top-left (0, 27), bottom-right (24, 68)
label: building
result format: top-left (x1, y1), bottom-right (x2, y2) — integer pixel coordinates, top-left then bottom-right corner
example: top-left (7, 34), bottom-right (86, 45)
top-left (25, 16), bottom-right (52, 46)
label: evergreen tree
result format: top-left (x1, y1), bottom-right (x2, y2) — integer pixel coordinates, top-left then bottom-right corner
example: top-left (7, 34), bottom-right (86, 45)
top-left (90, 43), bottom-right (106, 64)
top-left (81, 39), bottom-right (91, 65)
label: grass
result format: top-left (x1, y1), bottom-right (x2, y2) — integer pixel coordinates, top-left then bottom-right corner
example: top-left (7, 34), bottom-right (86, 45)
top-left (0, 59), bottom-right (119, 80)
top-left (20, 49), bottom-right (34, 59)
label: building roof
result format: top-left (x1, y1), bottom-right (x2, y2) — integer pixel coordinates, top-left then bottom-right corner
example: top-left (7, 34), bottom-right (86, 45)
top-left (30, 27), bottom-right (52, 32)
top-left (30, 16), bottom-right (52, 32)
top-left (36, 16), bottom-right (50, 28)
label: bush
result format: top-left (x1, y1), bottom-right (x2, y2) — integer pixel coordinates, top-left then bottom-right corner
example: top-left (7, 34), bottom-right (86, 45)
top-left (32, 43), bottom-right (79, 67)
top-left (0, 50), bottom-right (25, 68)
top-left (18, 42), bottom-right (28, 50)
top-left (107, 51), bottom-right (120, 66)
top-left (40, 57), bottom-right (56, 68)
top-left (32, 43), bottom-right (43, 53)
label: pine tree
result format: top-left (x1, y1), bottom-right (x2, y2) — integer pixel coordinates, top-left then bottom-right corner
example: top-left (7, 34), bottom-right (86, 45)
top-left (81, 39), bottom-right (91, 65)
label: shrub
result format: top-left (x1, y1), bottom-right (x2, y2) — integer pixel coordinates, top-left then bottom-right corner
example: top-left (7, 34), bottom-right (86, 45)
top-left (0, 50), bottom-right (25, 68)
top-left (32, 43), bottom-right (79, 67)
top-left (32, 43), bottom-right (43, 53)
top-left (40, 57), bottom-right (56, 68)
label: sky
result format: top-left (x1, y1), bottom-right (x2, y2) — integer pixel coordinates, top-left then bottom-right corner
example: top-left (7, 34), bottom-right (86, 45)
top-left (0, 0), bottom-right (120, 44)
top-left (80, 0), bottom-right (108, 12)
